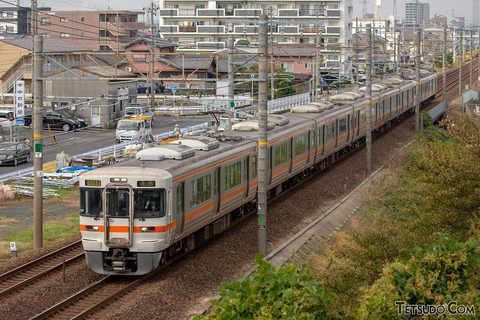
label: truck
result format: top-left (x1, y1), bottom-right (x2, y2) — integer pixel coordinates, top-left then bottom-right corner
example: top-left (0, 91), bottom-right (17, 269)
top-left (115, 115), bottom-right (153, 144)
top-left (124, 103), bottom-right (155, 124)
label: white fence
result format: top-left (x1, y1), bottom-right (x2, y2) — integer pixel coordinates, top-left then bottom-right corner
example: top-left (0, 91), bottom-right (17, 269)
top-left (0, 123), bottom-right (207, 183)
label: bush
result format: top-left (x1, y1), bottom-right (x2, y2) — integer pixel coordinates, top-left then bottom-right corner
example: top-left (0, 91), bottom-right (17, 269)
top-left (195, 254), bottom-right (337, 320)
top-left (357, 234), bottom-right (480, 318)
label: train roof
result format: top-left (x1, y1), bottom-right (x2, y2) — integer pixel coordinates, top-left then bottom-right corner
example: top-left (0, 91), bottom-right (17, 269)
top-left (84, 70), bottom-right (437, 181)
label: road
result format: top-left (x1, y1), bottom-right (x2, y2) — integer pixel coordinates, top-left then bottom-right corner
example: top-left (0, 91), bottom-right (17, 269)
top-left (0, 115), bottom-right (207, 175)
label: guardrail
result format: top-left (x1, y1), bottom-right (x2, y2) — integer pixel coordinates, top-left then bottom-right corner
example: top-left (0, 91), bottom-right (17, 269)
top-left (0, 123), bottom-right (208, 183)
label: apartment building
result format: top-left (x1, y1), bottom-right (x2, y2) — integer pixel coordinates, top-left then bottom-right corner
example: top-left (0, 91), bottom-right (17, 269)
top-left (405, 1), bottom-right (430, 27)
top-left (158, 0), bottom-right (353, 75)
top-left (37, 10), bottom-right (146, 51)
top-left (0, 6), bottom-right (29, 36)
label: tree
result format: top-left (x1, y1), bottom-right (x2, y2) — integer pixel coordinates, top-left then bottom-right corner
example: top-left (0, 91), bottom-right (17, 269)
top-left (235, 63), bottom-right (296, 100)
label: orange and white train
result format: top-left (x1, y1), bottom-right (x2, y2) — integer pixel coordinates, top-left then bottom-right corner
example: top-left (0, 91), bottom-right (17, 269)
top-left (79, 72), bottom-right (437, 275)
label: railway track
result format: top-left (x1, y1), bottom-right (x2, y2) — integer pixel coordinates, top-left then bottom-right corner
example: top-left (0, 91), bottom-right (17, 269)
top-left (435, 58), bottom-right (478, 98)
top-left (0, 240), bottom-right (84, 299)
top-left (3, 61), bottom-right (472, 320)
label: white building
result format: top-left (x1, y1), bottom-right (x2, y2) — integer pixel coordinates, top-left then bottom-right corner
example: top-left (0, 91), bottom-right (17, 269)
top-left (158, 0), bottom-right (353, 75)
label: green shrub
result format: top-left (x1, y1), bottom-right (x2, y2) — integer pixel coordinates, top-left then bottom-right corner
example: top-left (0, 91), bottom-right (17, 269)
top-left (196, 254), bottom-right (337, 320)
top-left (357, 234), bottom-right (480, 319)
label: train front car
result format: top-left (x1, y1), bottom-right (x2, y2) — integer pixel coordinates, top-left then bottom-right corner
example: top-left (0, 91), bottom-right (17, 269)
top-left (79, 167), bottom-right (172, 275)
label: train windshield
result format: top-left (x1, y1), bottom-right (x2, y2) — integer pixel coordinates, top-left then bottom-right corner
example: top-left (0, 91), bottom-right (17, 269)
top-left (80, 188), bottom-right (103, 217)
top-left (133, 189), bottom-right (166, 218)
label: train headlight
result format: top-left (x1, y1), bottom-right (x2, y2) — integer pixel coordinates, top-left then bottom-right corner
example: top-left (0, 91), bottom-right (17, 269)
top-left (140, 227), bottom-right (156, 233)
top-left (85, 225), bottom-right (99, 231)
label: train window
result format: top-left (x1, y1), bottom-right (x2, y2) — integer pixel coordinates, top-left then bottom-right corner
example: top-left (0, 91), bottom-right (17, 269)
top-left (360, 110), bottom-right (366, 124)
top-left (134, 189), bottom-right (166, 218)
top-left (325, 123), bottom-right (335, 142)
top-left (338, 118), bottom-right (347, 136)
top-left (80, 188), bottom-right (102, 217)
top-left (274, 143), bottom-right (287, 166)
top-left (310, 130), bottom-right (315, 150)
top-left (214, 169), bottom-right (219, 195)
top-left (191, 174), bottom-right (211, 206)
top-left (225, 162), bottom-right (241, 191)
top-left (294, 135), bottom-right (305, 157)
top-left (176, 183), bottom-right (184, 218)
top-left (317, 127), bottom-right (323, 148)
top-left (252, 155), bottom-right (257, 178)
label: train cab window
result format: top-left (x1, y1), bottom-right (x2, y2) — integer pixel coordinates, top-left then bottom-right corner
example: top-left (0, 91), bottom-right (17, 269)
top-left (338, 118), bottom-right (347, 136)
top-left (274, 143), bottom-right (287, 166)
top-left (294, 135), bottom-right (305, 157)
top-left (225, 161), bottom-right (241, 190)
top-left (325, 123), bottom-right (335, 142)
top-left (107, 189), bottom-right (129, 217)
top-left (80, 188), bottom-right (103, 217)
top-left (191, 174), bottom-right (211, 206)
top-left (134, 189), bottom-right (166, 218)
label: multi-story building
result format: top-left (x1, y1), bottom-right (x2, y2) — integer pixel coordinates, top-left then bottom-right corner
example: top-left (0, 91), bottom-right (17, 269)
top-left (405, 1), bottom-right (429, 26)
top-left (473, 0), bottom-right (480, 28)
top-left (37, 10), bottom-right (146, 51)
top-left (0, 5), bottom-right (30, 36)
top-left (450, 17), bottom-right (465, 29)
top-left (158, 0), bottom-right (353, 75)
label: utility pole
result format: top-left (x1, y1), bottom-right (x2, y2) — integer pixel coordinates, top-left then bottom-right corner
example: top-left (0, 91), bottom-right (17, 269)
top-left (269, 6), bottom-right (275, 101)
top-left (228, 36), bottom-right (234, 130)
top-left (316, 16), bottom-right (322, 100)
top-left (459, 29), bottom-right (463, 95)
top-left (32, 0), bottom-right (44, 250)
top-left (470, 29), bottom-right (473, 90)
top-left (443, 28), bottom-right (447, 102)
top-left (257, 14), bottom-right (268, 256)
top-left (144, 2), bottom-right (158, 110)
top-left (366, 24), bottom-right (372, 172)
top-left (355, 18), bottom-right (359, 84)
top-left (415, 27), bottom-right (421, 132)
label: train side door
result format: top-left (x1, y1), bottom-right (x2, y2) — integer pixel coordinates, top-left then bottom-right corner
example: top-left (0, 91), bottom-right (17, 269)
top-left (175, 182), bottom-right (185, 238)
top-left (213, 167), bottom-right (221, 217)
top-left (243, 157), bottom-right (249, 199)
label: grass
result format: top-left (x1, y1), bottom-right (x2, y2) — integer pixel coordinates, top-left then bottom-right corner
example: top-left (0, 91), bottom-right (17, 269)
top-left (0, 212), bottom-right (80, 260)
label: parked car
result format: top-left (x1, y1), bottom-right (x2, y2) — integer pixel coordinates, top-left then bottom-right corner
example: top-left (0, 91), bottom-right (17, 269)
top-left (24, 111), bottom-right (80, 131)
top-left (0, 142), bottom-right (31, 166)
top-left (57, 109), bottom-right (88, 128)
top-left (0, 110), bottom-right (14, 130)
top-left (137, 81), bottom-right (165, 94)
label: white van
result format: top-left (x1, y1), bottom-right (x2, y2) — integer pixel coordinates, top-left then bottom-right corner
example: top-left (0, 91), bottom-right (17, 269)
top-left (0, 110), bottom-right (14, 129)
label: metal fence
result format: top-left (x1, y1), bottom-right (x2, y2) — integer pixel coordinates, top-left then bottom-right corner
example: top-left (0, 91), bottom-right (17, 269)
top-left (0, 123), bottom-right (207, 183)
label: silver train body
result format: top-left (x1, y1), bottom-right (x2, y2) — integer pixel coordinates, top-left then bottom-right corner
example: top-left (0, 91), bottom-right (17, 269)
top-left (79, 73), bottom-right (437, 275)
